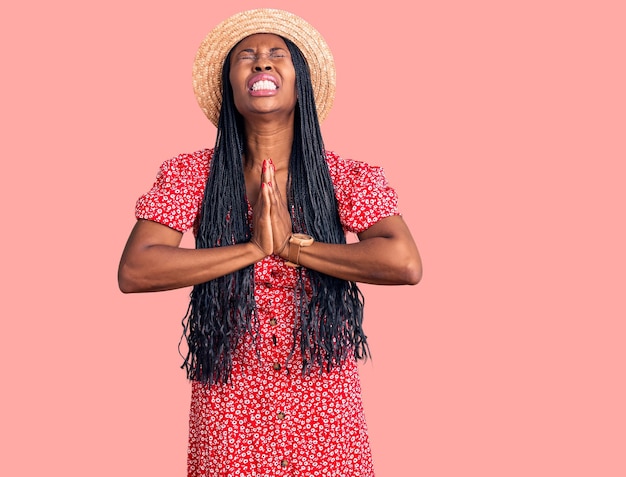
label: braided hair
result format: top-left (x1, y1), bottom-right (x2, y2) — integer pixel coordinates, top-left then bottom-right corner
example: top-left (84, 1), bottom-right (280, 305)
top-left (181, 37), bottom-right (368, 385)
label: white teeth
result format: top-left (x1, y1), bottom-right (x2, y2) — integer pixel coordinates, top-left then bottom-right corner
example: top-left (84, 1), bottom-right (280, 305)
top-left (251, 80), bottom-right (277, 91)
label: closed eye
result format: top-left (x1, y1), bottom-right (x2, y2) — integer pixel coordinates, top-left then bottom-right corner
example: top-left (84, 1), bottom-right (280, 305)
top-left (235, 48), bottom-right (289, 61)
top-left (269, 48), bottom-right (288, 58)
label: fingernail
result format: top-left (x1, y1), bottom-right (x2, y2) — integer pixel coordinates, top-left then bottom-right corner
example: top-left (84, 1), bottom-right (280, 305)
top-left (262, 160), bottom-right (266, 172)
top-left (268, 181), bottom-right (272, 187)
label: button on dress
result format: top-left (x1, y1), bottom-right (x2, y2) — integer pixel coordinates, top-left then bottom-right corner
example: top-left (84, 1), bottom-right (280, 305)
top-left (135, 149), bottom-right (399, 477)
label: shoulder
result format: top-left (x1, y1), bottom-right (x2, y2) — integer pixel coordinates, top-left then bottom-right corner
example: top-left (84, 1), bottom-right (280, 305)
top-left (158, 148), bottom-right (213, 182)
top-left (135, 148), bottom-right (213, 233)
top-left (324, 150), bottom-right (388, 187)
top-left (323, 150), bottom-right (400, 232)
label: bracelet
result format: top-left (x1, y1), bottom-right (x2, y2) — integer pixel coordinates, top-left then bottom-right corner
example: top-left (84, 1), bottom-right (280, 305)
top-left (287, 241), bottom-right (298, 265)
top-left (285, 233), bottom-right (315, 268)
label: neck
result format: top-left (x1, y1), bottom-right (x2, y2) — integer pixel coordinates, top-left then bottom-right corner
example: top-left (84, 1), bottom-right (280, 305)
top-left (242, 117), bottom-right (294, 170)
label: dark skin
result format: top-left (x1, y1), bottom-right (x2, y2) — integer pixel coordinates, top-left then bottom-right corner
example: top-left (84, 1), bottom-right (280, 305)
top-left (118, 34), bottom-right (422, 293)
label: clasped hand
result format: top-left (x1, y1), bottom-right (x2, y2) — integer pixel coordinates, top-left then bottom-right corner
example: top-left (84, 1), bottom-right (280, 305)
top-left (251, 158), bottom-right (292, 258)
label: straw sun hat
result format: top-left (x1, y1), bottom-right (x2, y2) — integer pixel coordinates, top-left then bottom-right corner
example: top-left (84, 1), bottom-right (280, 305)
top-left (192, 8), bottom-right (336, 126)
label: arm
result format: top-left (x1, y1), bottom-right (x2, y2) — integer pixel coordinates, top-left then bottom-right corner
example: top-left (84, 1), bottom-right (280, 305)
top-left (278, 215), bottom-right (422, 285)
top-left (117, 219), bottom-right (266, 293)
top-left (261, 156), bottom-right (421, 285)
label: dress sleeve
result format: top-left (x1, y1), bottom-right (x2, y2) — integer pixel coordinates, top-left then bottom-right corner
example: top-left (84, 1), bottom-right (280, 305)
top-left (135, 149), bottom-right (210, 233)
top-left (327, 152), bottom-right (400, 234)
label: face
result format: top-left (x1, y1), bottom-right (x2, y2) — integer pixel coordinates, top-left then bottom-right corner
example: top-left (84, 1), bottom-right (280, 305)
top-left (228, 34), bottom-right (297, 122)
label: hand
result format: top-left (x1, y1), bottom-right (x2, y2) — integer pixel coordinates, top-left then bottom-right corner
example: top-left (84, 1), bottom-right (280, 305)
top-left (263, 158), bottom-right (293, 257)
top-left (251, 180), bottom-right (273, 256)
top-left (251, 159), bottom-right (292, 257)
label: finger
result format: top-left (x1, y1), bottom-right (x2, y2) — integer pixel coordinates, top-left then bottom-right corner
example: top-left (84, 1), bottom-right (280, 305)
top-left (261, 158), bottom-right (272, 185)
top-left (252, 183), bottom-right (274, 254)
top-left (268, 200), bottom-right (292, 253)
top-left (258, 181), bottom-right (272, 213)
top-left (264, 174), bottom-right (281, 209)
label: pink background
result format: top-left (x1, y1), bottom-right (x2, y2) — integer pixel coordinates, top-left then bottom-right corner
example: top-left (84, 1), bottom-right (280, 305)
top-left (2, 1), bottom-right (624, 476)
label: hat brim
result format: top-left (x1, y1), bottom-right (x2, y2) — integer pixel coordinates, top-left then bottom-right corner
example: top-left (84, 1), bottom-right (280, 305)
top-left (192, 9), bottom-right (336, 127)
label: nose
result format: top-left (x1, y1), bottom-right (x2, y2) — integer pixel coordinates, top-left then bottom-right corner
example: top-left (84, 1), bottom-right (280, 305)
top-left (253, 54), bottom-right (273, 72)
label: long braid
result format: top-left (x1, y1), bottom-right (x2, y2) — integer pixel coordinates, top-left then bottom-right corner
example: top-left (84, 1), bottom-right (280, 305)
top-left (181, 54), bottom-right (257, 385)
top-left (181, 38), bottom-right (368, 385)
top-left (285, 40), bottom-right (368, 373)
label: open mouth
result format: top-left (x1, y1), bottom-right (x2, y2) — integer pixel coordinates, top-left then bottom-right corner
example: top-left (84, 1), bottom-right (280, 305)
top-left (250, 79), bottom-right (278, 91)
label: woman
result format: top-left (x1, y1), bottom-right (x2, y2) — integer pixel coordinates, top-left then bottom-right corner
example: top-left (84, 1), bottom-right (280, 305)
top-left (118, 8), bottom-right (421, 477)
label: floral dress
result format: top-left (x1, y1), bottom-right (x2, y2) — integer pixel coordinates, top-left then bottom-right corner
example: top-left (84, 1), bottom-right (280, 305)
top-left (135, 149), bottom-right (399, 477)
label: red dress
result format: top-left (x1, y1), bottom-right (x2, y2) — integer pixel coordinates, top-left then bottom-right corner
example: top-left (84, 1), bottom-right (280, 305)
top-left (136, 149), bottom-right (399, 477)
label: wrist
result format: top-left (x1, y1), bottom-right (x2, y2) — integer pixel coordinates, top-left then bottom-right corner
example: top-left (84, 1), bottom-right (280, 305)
top-left (250, 239), bottom-right (268, 260)
top-left (276, 235), bottom-right (290, 258)
top-left (284, 233), bottom-right (315, 268)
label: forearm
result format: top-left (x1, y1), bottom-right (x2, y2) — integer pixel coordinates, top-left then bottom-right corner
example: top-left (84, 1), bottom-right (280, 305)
top-left (290, 237), bottom-right (422, 285)
top-left (119, 240), bottom-right (264, 293)
top-left (277, 215), bottom-right (422, 285)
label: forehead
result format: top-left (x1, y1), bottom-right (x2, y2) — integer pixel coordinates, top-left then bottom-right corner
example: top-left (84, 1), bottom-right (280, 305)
top-left (234, 33), bottom-right (288, 50)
